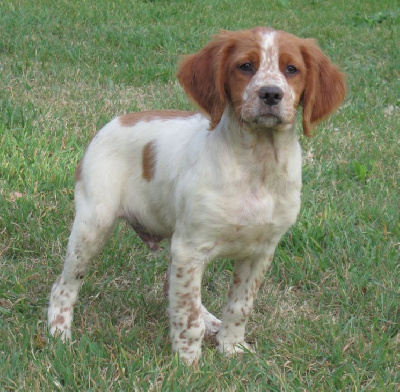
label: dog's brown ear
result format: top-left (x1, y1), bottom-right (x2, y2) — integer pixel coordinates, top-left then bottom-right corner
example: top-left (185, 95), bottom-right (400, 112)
top-left (177, 32), bottom-right (234, 129)
top-left (301, 39), bottom-right (346, 136)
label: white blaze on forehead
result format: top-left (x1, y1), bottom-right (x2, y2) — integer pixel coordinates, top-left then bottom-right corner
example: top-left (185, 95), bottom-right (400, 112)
top-left (259, 31), bottom-right (279, 72)
top-left (257, 30), bottom-right (286, 87)
top-left (242, 30), bottom-right (292, 102)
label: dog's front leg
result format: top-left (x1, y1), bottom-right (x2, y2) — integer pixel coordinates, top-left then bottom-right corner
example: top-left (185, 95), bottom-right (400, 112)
top-left (168, 240), bottom-right (206, 365)
top-left (216, 249), bottom-right (275, 356)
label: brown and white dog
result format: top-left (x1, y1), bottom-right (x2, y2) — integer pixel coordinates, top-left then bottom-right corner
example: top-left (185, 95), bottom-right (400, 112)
top-left (48, 27), bottom-right (345, 364)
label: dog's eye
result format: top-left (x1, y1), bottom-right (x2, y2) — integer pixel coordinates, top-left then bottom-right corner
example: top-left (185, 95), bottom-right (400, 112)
top-left (239, 63), bottom-right (254, 73)
top-left (286, 65), bottom-right (298, 75)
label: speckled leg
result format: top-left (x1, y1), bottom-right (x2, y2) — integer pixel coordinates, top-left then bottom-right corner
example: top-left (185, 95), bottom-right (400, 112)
top-left (48, 202), bottom-right (116, 340)
top-left (164, 257), bottom-right (221, 340)
top-left (216, 252), bottom-right (275, 355)
top-left (167, 240), bottom-right (210, 364)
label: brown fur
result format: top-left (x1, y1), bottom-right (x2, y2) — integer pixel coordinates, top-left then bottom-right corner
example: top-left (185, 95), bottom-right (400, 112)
top-left (142, 140), bottom-right (157, 181)
top-left (177, 30), bottom-right (257, 129)
top-left (178, 28), bottom-right (345, 135)
top-left (119, 110), bottom-right (197, 127)
top-left (300, 39), bottom-right (346, 136)
top-left (277, 32), bottom-right (308, 108)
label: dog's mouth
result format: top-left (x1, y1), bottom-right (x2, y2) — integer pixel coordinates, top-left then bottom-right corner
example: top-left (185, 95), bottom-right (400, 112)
top-left (242, 113), bottom-right (282, 129)
top-left (258, 113), bottom-right (281, 123)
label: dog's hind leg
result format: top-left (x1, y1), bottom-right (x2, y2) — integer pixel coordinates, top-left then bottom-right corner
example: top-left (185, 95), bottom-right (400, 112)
top-left (48, 181), bottom-right (117, 341)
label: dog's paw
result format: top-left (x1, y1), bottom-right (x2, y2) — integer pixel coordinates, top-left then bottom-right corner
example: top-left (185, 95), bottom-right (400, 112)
top-left (216, 340), bottom-right (254, 356)
top-left (202, 306), bottom-right (221, 337)
top-left (49, 324), bottom-right (72, 342)
top-left (48, 306), bottom-right (73, 342)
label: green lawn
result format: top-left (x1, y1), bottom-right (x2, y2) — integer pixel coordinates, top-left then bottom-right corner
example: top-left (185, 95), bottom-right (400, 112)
top-left (1, 0), bottom-right (399, 390)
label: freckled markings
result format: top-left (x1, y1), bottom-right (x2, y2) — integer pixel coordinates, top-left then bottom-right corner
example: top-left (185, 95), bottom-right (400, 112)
top-left (257, 31), bottom-right (286, 89)
top-left (243, 31), bottom-right (288, 101)
top-left (51, 314), bottom-right (65, 327)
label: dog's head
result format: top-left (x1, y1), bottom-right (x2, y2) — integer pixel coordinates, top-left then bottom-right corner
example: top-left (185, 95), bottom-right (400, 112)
top-left (177, 28), bottom-right (346, 135)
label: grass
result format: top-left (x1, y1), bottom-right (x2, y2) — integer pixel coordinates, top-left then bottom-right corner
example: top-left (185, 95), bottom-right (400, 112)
top-left (1, 0), bottom-right (399, 390)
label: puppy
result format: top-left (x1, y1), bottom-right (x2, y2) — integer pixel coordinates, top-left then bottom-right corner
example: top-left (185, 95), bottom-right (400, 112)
top-left (48, 27), bottom-right (345, 364)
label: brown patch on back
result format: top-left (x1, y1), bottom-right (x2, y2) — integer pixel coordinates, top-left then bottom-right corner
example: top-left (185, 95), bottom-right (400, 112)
top-left (142, 140), bottom-right (157, 182)
top-left (119, 110), bottom-right (197, 127)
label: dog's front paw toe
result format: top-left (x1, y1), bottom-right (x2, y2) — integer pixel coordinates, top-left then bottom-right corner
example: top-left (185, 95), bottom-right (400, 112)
top-left (217, 340), bottom-right (254, 356)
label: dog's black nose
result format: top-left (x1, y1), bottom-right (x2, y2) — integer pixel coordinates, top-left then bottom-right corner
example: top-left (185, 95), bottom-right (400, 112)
top-left (259, 86), bottom-right (283, 106)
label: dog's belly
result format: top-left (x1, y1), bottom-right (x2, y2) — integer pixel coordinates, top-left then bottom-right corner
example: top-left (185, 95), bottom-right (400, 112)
top-left (121, 186), bottom-right (299, 259)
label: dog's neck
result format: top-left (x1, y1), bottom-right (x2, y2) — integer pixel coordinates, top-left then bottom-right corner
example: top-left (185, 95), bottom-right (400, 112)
top-left (214, 106), bottom-right (299, 167)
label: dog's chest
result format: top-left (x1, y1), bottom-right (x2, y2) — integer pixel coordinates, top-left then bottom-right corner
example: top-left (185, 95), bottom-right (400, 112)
top-left (229, 179), bottom-right (300, 231)
top-left (237, 186), bottom-right (279, 224)
top-left (191, 169), bottom-right (301, 259)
